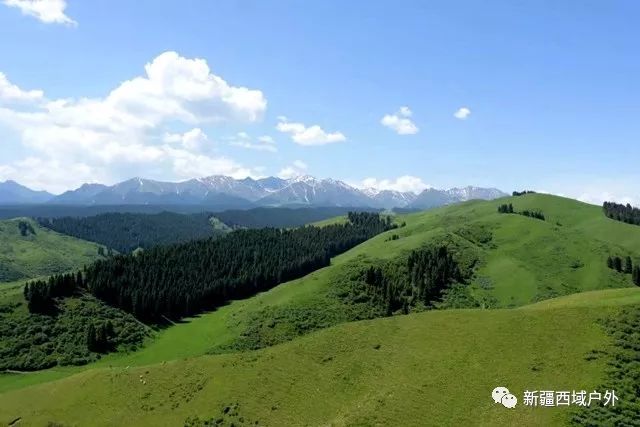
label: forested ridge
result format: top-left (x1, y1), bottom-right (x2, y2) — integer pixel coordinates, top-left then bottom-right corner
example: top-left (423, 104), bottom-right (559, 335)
top-left (37, 212), bottom-right (222, 253)
top-left (213, 206), bottom-right (378, 228)
top-left (26, 212), bottom-right (394, 321)
top-left (35, 207), bottom-right (375, 253)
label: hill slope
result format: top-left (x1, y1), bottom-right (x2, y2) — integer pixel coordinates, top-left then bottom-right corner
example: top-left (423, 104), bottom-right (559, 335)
top-left (0, 218), bottom-right (107, 282)
top-left (2, 194), bottom-right (639, 379)
top-left (0, 288), bottom-right (638, 426)
top-left (2, 194), bottom-right (640, 425)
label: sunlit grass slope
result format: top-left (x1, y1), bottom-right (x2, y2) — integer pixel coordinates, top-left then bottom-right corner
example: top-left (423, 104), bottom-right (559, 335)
top-left (1, 288), bottom-right (638, 426)
top-left (2, 193), bottom-right (639, 395)
top-left (0, 217), bottom-right (106, 282)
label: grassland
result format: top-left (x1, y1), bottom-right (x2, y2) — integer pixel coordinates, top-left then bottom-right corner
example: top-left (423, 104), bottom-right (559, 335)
top-left (0, 287), bottom-right (637, 426)
top-left (0, 217), bottom-right (106, 282)
top-left (2, 194), bottom-right (639, 380)
top-left (1, 194), bottom-right (639, 425)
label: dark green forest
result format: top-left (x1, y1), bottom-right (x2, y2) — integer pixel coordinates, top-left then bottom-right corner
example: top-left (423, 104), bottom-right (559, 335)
top-left (512, 190), bottom-right (536, 196)
top-left (603, 201), bottom-right (640, 225)
top-left (359, 245), bottom-right (464, 315)
top-left (37, 212), bottom-right (222, 253)
top-left (212, 206), bottom-right (378, 228)
top-left (497, 203), bottom-right (546, 221)
top-left (27, 213), bottom-right (395, 321)
top-left (36, 207), bottom-right (375, 253)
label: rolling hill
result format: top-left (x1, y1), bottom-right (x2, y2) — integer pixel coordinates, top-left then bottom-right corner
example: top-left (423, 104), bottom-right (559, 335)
top-left (0, 218), bottom-right (107, 282)
top-left (0, 288), bottom-right (637, 426)
top-left (1, 193), bottom-right (639, 425)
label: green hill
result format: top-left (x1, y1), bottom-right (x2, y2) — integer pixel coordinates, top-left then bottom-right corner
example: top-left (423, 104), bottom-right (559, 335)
top-left (0, 218), bottom-right (107, 282)
top-left (1, 194), bottom-right (639, 425)
top-left (0, 287), bottom-right (638, 426)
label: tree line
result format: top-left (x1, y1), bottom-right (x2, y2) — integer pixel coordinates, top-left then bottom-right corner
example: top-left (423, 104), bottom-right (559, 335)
top-left (29, 212), bottom-right (393, 321)
top-left (603, 201), bottom-right (640, 226)
top-left (23, 272), bottom-right (83, 314)
top-left (607, 255), bottom-right (640, 286)
top-left (497, 204), bottom-right (546, 221)
top-left (512, 190), bottom-right (536, 196)
top-left (36, 207), bottom-right (382, 253)
top-left (17, 220), bottom-right (35, 236)
top-left (497, 203), bottom-right (514, 213)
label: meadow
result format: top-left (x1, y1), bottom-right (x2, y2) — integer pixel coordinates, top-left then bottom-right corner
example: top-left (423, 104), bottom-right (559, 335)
top-left (1, 193), bottom-right (639, 425)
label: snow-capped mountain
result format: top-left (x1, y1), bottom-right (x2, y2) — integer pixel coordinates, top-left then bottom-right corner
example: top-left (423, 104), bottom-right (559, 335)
top-left (409, 186), bottom-right (508, 209)
top-left (259, 176), bottom-right (373, 207)
top-left (367, 190), bottom-right (418, 209)
top-left (444, 186), bottom-right (507, 202)
top-left (5, 176), bottom-right (507, 209)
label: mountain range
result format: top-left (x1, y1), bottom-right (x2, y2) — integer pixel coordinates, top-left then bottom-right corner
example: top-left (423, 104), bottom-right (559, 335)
top-left (0, 176), bottom-right (507, 210)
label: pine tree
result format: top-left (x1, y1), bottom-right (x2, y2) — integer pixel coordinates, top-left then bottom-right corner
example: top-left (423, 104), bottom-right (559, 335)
top-left (613, 257), bottom-right (623, 272)
top-left (607, 256), bottom-right (614, 269)
top-left (624, 256), bottom-right (633, 274)
top-left (86, 323), bottom-right (97, 352)
top-left (632, 266), bottom-right (640, 286)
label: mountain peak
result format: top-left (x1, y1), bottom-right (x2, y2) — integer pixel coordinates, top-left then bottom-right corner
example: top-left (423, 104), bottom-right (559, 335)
top-left (3, 175), bottom-right (507, 209)
top-left (289, 175), bottom-right (318, 184)
top-left (0, 180), bottom-right (53, 204)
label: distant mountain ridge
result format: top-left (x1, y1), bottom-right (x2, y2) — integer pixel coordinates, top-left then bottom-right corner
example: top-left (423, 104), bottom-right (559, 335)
top-left (0, 180), bottom-right (53, 204)
top-left (0, 176), bottom-right (507, 209)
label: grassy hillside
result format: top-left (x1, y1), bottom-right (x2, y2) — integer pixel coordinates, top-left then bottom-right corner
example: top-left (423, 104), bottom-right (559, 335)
top-left (1, 194), bottom-right (639, 383)
top-left (1, 194), bottom-right (640, 425)
top-left (0, 287), bottom-right (638, 426)
top-left (0, 218), bottom-right (106, 282)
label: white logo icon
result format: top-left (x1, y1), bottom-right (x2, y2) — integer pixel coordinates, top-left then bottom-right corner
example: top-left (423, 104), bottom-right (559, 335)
top-left (492, 386), bottom-right (517, 408)
top-left (502, 393), bottom-right (518, 408)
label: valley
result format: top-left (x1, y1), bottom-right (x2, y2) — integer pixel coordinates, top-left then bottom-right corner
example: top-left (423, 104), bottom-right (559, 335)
top-left (1, 193), bottom-right (639, 425)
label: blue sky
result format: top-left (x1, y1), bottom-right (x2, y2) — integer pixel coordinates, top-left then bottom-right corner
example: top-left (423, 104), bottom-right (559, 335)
top-left (0, 1), bottom-right (638, 203)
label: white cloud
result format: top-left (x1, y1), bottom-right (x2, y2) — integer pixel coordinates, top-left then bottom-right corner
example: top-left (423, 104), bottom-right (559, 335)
top-left (276, 117), bottom-right (346, 146)
top-left (531, 177), bottom-right (640, 207)
top-left (278, 160), bottom-right (308, 179)
top-left (577, 191), bottom-right (638, 207)
top-left (381, 106), bottom-right (419, 135)
top-left (358, 175), bottom-right (430, 194)
top-left (164, 128), bottom-right (210, 152)
top-left (3, 0), bottom-right (77, 26)
top-left (292, 160), bottom-right (307, 169)
top-left (0, 72), bottom-right (44, 105)
top-left (162, 146), bottom-right (252, 180)
top-left (0, 51), bottom-right (266, 192)
top-left (454, 107), bottom-right (471, 120)
top-left (229, 132), bottom-right (277, 152)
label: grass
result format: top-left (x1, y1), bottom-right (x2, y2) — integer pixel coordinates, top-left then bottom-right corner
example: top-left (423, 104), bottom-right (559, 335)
top-left (0, 217), bottom-right (106, 283)
top-left (1, 194), bottom-right (640, 425)
top-left (0, 288), bottom-right (637, 426)
top-left (310, 215), bottom-right (349, 227)
top-left (2, 194), bottom-right (639, 387)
